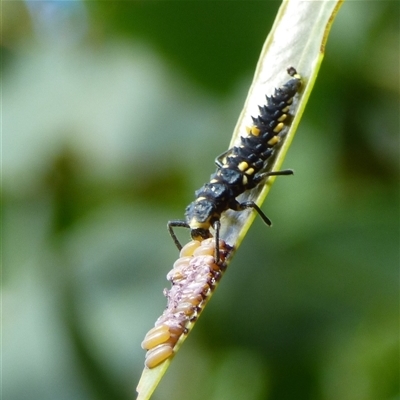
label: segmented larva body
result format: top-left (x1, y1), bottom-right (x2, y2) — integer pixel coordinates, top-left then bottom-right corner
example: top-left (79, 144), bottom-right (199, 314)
top-left (141, 239), bottom-right (229, 368)
top-left (168, 68), bottom-right (302, 261)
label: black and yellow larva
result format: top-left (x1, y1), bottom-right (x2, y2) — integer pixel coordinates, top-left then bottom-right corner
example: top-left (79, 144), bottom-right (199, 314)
top-left (168, 67), bottom-right (302, 261)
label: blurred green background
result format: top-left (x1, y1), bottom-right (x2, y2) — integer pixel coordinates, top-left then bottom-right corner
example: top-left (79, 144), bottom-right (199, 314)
top-left (3, 2), bottom-right (399, 400)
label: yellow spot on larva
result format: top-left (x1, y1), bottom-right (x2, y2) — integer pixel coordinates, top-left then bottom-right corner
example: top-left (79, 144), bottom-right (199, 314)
top-left (246, 168), bottom-right (255, 175)
top-left (287, 98), bottom-right (293, 105)
top-left (242, 176), bottom-right (248, 185)
top-left (268, 136), bottom-right (280, 145)
top-left (251, 126), bottom-right (261, 136)
top-left (189, 218), bottom-right (211, 230)
top-left (277, 114), bottom-right (287, 122)
top-left (238, 161), bottom-right (249, 171)
top-left (210, 179), bottom-right (218, 183)
top-left (273, 122), bottom-right (284, 133)
top-left (282, 106), bottom-right (290, 113)
top-left (246, 126), bottom-right (251, 134)
top-left (196, 196), bottom-right (206, 202)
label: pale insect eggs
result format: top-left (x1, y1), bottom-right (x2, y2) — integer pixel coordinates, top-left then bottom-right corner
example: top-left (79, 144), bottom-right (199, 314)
top-left (179, 240), bottom-right (201, 257)
top-left (141, 238), bottom-right (228, 369)
top-left (141, 325), bottom-right (171, 350)
top-left (166, 256), bottom-right (191, 282)
top-left (145, 344), bottom-right (174, 369)
top-left (192, 244), bottom-right (215, 257)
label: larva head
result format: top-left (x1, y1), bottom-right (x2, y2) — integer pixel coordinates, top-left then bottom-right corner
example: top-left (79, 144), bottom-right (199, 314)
top-left (190, 227), bottom-right (213, 242)
top-left (286, 66), bottom-right (302, 92)
top-left (185, 198), bottom-right (216, 241)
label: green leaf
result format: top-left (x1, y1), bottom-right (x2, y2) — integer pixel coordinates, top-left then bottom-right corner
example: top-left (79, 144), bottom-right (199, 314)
top-left (221, 0), bottom-right (344, 251)
top-left (136, 1), bottom-right (343, 399)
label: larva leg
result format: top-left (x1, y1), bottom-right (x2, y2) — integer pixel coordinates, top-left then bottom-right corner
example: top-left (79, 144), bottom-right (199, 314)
top-left (167, 220), bottom-right (190, 251)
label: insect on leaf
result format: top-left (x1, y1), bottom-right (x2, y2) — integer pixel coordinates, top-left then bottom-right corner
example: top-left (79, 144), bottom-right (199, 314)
top-left (136, 1), bottom-right (344, 399)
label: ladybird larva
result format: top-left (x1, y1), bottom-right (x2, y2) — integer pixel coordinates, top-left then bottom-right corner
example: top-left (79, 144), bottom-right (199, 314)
top-left (168, 68), bottom-right (302, 263)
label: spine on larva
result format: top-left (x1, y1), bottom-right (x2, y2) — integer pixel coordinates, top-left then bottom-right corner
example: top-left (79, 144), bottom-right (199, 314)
top-left (141, 239), bottom-right (230, 368)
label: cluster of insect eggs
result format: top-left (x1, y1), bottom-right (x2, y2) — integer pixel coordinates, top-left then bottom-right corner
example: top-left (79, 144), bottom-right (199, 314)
top-left (141, 238), bottom-right (228, 368)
